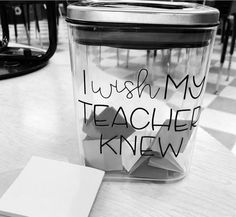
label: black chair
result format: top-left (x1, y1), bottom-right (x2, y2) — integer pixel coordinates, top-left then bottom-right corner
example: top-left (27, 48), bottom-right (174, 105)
top-left (0, 1), bottom-right (58, 80)
top-left (212, 1), bottom-right (234, 93)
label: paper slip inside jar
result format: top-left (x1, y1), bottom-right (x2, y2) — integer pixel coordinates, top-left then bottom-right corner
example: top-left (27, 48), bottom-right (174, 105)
top-left (129, 157), bottom-right (169, 180)
top-left (148, 152), bottom-right (184, 173)
top-left (151, 119), bottom-right (193, 154)
top-left (83, 106), bottom-right (135, 139)
top-left (83, 138), bottom-right (123, 171)
top-left (121, 130), bottom-right (153, 172)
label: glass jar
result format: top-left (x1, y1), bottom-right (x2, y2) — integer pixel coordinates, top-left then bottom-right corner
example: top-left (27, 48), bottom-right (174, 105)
top-left (66, 0), bottom-right (219, 181)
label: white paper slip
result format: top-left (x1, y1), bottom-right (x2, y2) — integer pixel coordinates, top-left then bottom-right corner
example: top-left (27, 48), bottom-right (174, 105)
top-left (0, 156), bottom-right (104, 217)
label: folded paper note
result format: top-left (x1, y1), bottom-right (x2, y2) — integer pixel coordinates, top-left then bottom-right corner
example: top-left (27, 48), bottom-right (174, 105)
top-left (121, 131), bottom-right (153, 172)
top-left (148, 152), bottom-right (184, 173)
top-left (83, 138), bottom-right (123, 171)
top-left (151, 119), bottom-right (193, 155)
top-left (0, 157), bottom-right (104, 217)
top-left (83, 107), bottom-right (135, 139)
top-left (83, 122), bottom-right (101, 139)
top-left (129, 149), bottom-right (184, 178)
top-left (129, 157), bottom-right (169, 180)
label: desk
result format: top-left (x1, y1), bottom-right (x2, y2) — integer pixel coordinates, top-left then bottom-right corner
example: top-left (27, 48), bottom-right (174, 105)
top-left (0, 50), bottom-right (236, 217)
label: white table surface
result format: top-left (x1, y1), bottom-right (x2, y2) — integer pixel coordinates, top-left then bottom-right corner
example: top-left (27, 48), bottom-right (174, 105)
top-left (0, 50), bottom-right (236, 217)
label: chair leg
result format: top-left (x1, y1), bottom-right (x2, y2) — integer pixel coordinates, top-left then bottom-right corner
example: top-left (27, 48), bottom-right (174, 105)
top-left (0, 4), bottom-right (9, 42)
top-left (56, 3), bottom-right (59, 26)
top-left (26, 4), bottom-right (30, 31)
top-left (12, 6), bottom-right (18, 42)
top-left (126, 49), bottom-right (130, 68)
top-left (221, 16), bottom-right (228, 44)
top-left (63, 2), bottom-right (67, 16)
top-left (153, 50), bottom-right (157, 62)
top-left (227, 14), bottom-right (236, 81)
top-left (99, 46), bottom-right (101, 64)
top-left (33, 4), bottom-right (42, 48)
top-left (20, 4), bottom-right (30, 45)
top-left (215, 63), bottom-right (224, 94)
top-left (227, 55), bottom-right (233, 81)
top-left (146, 50), bottom-right (150, 66)
top-left (215, 18), bottom-right (231, 94)
top-left (116, 48), bottom-right (119, 67)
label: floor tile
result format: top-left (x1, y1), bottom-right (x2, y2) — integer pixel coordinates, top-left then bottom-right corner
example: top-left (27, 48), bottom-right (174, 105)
top-left (213, 46), bottom-right (221, 53)
top-left (216, 54), bottom-right (236, 62)
top-left (219, 86), bottom-right (236, 100)
top-left (231, 143), bottom-right (236, 155)
top-left (210, 59), bottom-right (219, 66)
top-left (130, 56), bottom-right (147, 65)
top-left (209, 64), bottom-right (236, 77)
top-left (210, 53), bottom-right (221, 62)
top-left (201, 127), bottom-right (236, 150)
top-left (205, 82), bottom-right (224, 94)
top-left (229, 78), bottom-right (236, 87)
top-left (208, 96), bottom-right (236, 115)
top-left (207, 72), bottom-right (234, 86)
top-left (129, 50), bottom-right (147, 57)
top-left (225, 60), bottom-right (236, 73)
top-left (201, 93), bottom-right (217, 108)
top-left (199, 108), bottom-right (236, 135)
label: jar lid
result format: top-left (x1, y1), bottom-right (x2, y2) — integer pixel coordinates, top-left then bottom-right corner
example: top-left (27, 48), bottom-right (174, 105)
top-left (66, 0), bottom-right (219, 27)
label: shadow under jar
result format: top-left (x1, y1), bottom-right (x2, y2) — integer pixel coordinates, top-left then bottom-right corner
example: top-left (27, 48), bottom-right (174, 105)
top-left (66, 0), bottom-right (219, 182)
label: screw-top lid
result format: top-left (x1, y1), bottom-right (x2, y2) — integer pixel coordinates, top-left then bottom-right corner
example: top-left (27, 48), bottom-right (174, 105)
top-left (66, 0), bottom-right (219, 27)
top-left (66, 1), bottom-right (219, 49)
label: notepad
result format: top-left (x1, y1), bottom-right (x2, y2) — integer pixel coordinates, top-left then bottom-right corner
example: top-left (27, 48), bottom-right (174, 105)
top-left (0, 156), bottom-right (104, 217)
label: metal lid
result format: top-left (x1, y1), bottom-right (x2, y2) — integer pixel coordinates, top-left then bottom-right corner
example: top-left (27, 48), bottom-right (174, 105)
top-left (66, 0), bottom-right (219, 27)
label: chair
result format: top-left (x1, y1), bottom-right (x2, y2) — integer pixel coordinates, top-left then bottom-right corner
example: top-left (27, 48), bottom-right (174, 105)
top-left (0, 1), bottom-right (58, 80)
top-left (213, 1), bottom-right (234, 93)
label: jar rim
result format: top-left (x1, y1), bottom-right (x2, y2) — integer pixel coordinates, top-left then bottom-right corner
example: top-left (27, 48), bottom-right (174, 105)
top-left (66, 0), bottom-right (219, 27)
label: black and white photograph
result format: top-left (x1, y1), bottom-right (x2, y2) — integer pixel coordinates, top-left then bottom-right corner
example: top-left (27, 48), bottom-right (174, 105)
top-left (0, 0), bottom-right (235, 216)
